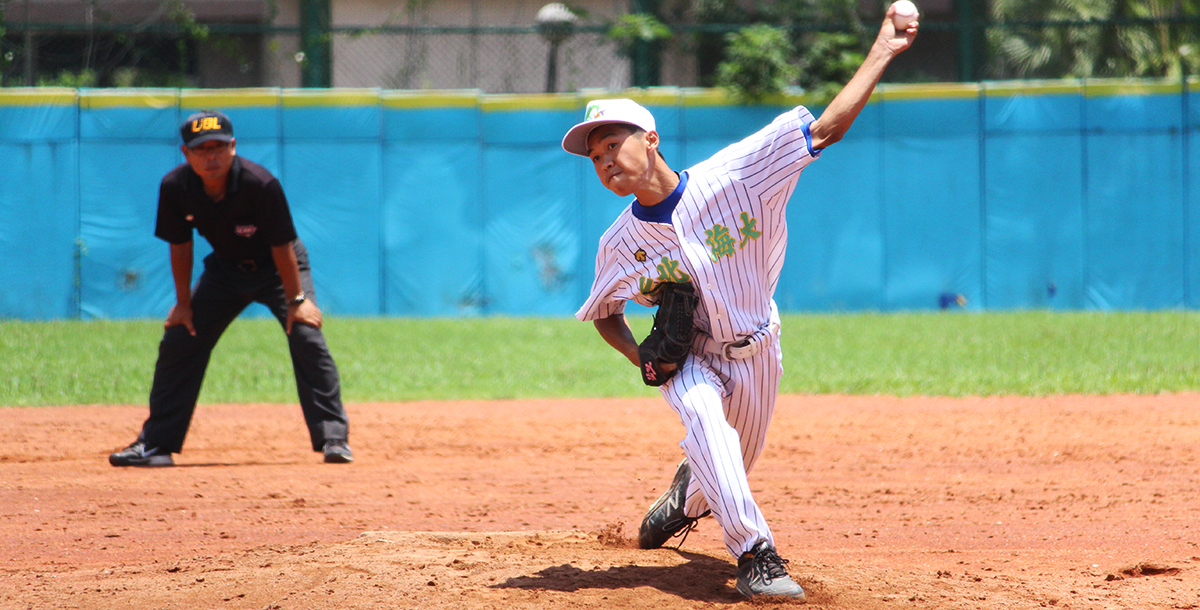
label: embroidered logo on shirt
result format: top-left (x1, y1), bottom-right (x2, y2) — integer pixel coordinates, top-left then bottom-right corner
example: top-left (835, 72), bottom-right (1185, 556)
top-left (705, 224), bottom-right (737, 261)
top-left (634, 248), bottom-right (647, 262)
top-left (738, 212), bottom-right (762, 248)
top-left (639, 256), bottom-right (691, 294)
top-left (235, 225), bottom-right (257, 238)
top-left (185, 215), bottom-right (194, 222)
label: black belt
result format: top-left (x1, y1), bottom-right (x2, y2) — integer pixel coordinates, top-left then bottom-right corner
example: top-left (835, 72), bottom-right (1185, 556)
top-left (232, 258), bottom-right (271, 273)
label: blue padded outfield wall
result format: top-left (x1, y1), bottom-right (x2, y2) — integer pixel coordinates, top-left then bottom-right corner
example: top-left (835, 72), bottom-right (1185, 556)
top-left (1, 80), bottom-right (1198, 320)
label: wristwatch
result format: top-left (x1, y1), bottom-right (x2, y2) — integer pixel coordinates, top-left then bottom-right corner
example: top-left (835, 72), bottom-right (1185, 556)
top-left (290, 293), bottom-right (307, 306)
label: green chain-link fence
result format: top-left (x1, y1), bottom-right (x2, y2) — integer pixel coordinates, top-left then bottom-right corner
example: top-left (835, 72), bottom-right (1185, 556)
top-left (2, 8), bottom-right (1198, 91)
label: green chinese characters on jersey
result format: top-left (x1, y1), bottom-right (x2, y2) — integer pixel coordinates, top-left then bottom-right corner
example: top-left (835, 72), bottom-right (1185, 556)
top-left (738, 212), bottom-right (762, 248)
top-left (706, 213), bottom-right (763, 261)
top-left (639, 256), bottom-right (692, 294)
top-left (706, 224), bottom-right (737, 261)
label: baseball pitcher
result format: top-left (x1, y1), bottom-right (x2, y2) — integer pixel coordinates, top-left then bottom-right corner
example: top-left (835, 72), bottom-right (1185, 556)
top-left (563, 7), bottom-right (918, 600)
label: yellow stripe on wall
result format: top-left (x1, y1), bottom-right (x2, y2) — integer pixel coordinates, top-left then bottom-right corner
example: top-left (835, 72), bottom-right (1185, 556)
top-left (1084, 78), bottom-right (1181, 97)
top-left (984, 80), bottom-right (1084, 97)
top-left (679, 88), bottom-right (849, 108)
top-left (882, 82), bottom-right (981, 101)
top-left (0, 88), bottom-right (78, 106)
top-left (2, 79), bottom-right (1194, 112)
top-left (480, 94), bottom-right (579, 112)
top-left (281, 88), bottom-right (381, 107)
top-left (382, 90), bottom-right (481, 109)
top-left (681, 88), bottom-right (736, 107)
top-left (619, 87), bottom-right (683, 107)
top-left (181, 88), bottom-right (282, 109)
top-left (79, 89), bottom-right (178, 109)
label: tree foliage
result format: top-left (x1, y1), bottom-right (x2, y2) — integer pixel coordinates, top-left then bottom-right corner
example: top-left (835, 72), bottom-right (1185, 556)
top-left (667, 0), bottom-right (869, 102)
top-left (715, 25), bottom-right (799, 101)
top-left (987, 0), bottom-right (1200, 78)
top-left (775, 0), bottom-right (869, 97)
top-left (607, 12), bottom-right (673, 58)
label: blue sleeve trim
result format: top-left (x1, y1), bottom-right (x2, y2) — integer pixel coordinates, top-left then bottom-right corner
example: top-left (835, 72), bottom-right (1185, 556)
top-left (801, 120), bottom-right (822, 157)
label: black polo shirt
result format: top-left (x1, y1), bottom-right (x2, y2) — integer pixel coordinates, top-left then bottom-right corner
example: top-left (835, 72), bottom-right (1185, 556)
top-left (155, 157), bottom-right (298, 264)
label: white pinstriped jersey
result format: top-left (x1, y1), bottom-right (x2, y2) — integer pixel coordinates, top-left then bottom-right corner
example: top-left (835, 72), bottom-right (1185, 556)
top-left (576, 106), bottom-right (820, 343)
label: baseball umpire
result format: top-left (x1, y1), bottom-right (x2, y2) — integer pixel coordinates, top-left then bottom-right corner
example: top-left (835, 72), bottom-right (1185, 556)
top-left (109, 110), bottom-right (353, 467)
top-left (562, 9), bottom-right (917, 600)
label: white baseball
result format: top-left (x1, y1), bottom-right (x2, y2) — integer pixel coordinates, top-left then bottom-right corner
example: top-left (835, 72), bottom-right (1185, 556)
top-left (891, 0), bottom-right (918, 31)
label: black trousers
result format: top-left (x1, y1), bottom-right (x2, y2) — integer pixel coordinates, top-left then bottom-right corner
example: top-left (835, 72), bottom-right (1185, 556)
top-left (139, 242), bottom-right (349, 453)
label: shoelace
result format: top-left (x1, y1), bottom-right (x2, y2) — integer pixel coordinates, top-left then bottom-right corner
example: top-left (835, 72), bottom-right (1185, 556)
top-left (751, 546), bottom-right (791, 584)
top-left (668, 517), bottom-right (699, 549)
top-left (662, 508), bottom-right (711, 549)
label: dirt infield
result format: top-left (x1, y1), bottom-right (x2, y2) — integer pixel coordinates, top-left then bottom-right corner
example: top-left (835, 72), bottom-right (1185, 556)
top-left (2, 394), bottom-right (1198, 609)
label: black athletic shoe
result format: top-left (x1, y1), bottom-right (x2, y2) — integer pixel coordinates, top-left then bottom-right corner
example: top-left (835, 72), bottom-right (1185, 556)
top-left (109, 441), bottom-right (174, 467)
top-left (638, 459), bottom-right (710, 549)
top-left (323, 440), bottom-right (354, 464)
top-left (736, 540), bottom-right (806, 600)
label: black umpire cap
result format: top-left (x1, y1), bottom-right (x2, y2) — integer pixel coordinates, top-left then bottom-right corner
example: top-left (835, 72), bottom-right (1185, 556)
top-left (180, 110), bottom-right (234, 148)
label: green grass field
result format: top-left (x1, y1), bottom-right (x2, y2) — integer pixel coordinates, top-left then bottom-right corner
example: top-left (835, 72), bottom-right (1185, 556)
top-left (2, 311), bottom-right (1198, 407)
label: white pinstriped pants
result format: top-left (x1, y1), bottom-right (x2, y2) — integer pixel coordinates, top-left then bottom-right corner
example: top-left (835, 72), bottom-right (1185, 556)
top-left (659, 330), bottom-right (784, 558)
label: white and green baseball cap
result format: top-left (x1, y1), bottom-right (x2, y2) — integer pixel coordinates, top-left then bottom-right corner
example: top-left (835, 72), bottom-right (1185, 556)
top-left (561, 98), bottom-right (657, 157)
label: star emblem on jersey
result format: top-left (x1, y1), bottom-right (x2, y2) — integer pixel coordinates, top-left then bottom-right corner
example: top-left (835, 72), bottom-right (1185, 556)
top-left (635, 248), bottom-right (647, 262)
